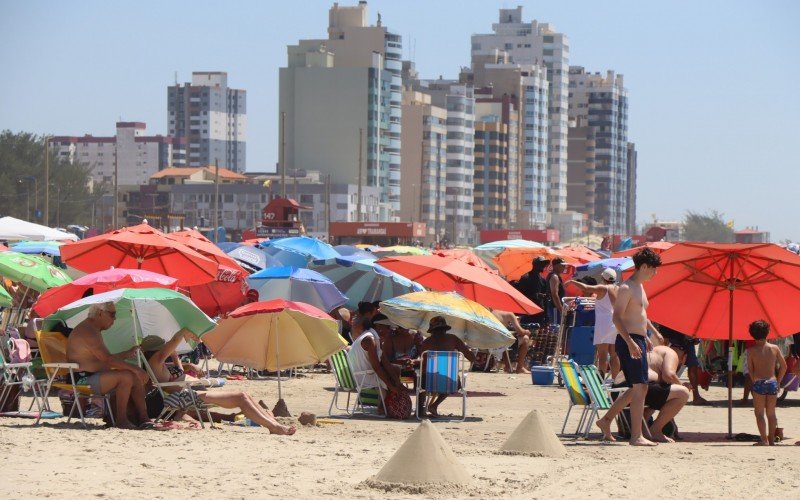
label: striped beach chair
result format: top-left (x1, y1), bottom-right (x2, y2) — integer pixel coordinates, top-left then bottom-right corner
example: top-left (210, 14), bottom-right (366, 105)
top-left (578, 364), bottom-right (628, 438)
top-left (328, 349), bottom-right (384, 417)
top-left (558, 359), bottom-right (591, 436)
top-left (416, 350), bottom-right (467, 421)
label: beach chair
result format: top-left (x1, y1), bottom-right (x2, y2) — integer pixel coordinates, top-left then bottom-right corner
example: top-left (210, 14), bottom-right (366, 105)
top-left (328, 349), bottom-right (384, 417)
top-left (578, 364), bottom-right (630, 439)
top-left (417, 351), bottom-right (467, 421)
top-left (35, 331), bottom-right (115, 428)
top-left (558, 360), bottom-right (592, 436)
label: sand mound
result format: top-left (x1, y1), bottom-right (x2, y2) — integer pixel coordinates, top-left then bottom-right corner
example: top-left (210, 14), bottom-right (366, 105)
top-left (498, 409), bottom-right (567, 457)
top-left (372, 420), bottom-right (472, 486)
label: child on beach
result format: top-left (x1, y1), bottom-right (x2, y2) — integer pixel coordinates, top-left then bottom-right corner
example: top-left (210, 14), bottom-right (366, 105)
top-left (746, 320), bottom-right (787, 446)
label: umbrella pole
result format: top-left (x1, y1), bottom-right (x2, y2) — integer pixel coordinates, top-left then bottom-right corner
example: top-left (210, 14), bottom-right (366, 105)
top-left (275, 314), bottom-right (282, 400)
top-left (727, 259), bottom-right (735, 439)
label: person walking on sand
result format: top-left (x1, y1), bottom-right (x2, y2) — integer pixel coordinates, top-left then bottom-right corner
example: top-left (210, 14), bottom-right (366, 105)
top-left (747, 320), bottom-right (787, 446)
top-left (595, 248), bottom-right (661, 446)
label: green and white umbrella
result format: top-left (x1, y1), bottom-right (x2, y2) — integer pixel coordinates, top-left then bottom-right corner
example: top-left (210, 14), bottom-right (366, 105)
top-left (0, 285), bottom-right (12, 308)
top-left (44, 287), bottom-right (215, 355)
top-left (0, 251), bottom-right (72, 292)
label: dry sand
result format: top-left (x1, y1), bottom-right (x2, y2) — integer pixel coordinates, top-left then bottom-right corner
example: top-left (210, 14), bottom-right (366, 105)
top-left (2, 369), bottom-right (800, 499)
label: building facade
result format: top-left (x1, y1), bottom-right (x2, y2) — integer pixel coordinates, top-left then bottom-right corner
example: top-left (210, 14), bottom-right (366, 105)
top-left (50, 122), bottom-right (186, 187)
top-left (168, 71), bottom-right (247, 172)
top-left (279, 1), bottom-right (401, 219)
top-left (626, 142), bottom-right (637, 235)
top-left (472, 6), bottom-right (570, 215)
top-left (568, 67), bottom-right (629, 234)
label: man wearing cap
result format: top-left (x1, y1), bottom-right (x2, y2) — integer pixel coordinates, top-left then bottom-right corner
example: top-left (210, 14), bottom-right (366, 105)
top-left (568, 268), bottom-right (620, 377)
top-left (548, 257), bottom-right (567, 325)
top-left (513, 256), bottom-right (550, 325)
top-left (419, 316), bottom-right (476, 417)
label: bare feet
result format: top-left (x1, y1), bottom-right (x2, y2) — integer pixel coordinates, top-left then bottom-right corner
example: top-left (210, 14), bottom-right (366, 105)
top-left (596, 417), bottom-right (616, 442)
top-left (428, 403), bottom-right (440, 418)
top-left (270, 424), bottom-right (296, 435)
top-left (753, 441), bottom-right (769, 446)
top-left (515, 365), bottom-right (531, 374)
top-left (117, 420), bottom-right (138, 430)
top-left (649, 431), bottom-right (675, 443)
top-left (691, 396), bottom-right (709, 406)
top-left (629, 436), bottom-right (658, 446)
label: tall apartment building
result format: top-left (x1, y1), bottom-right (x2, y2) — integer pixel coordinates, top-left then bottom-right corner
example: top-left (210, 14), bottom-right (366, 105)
top-left (626, 142), bottom-right (637, 235)
top-left (568, 67), bottom-right (629, 234)
top-left (472, 7), bottom-right (569, 216)
top-left (279, 1), bottom-right (401, 220)
top-left (566, 118), bottom-right (596, 223)
top-left (168, 71), bottom-right (247, 172)
top-left (463, 49), bottom-right (548, 227)
top-left (399, 65), bottom-right (447, 242)
top-left (473, 93), bottom-right (519, 230)
top-left (49, 122), bottom-right (186, 186)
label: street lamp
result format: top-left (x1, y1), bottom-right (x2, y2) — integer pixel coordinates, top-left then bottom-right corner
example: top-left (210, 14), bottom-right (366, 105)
top-left (17, 175), bottom-right (38, 221)
top-left (44, 135), bottom-right (51, 226)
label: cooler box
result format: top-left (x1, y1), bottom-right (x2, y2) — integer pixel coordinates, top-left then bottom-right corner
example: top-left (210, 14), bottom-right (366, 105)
top-left (568, 326), bottom-right (595, 366)
top-left (531, 365), bottom-right (555, 385)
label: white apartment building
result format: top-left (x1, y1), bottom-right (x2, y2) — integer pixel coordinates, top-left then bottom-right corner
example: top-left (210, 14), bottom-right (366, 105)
top-left (50, 122), bottom-right (186, 187)
top-left (472, 6), bottom-right (570, 216)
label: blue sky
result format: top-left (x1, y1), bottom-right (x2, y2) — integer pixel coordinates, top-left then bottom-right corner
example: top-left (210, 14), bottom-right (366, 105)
top-left (1, 1), bottom-right (798, 240)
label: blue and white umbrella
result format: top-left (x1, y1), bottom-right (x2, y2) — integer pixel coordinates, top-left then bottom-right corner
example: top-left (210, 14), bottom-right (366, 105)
top-left (227, 246), bottom-right (282, 273)
top-left (333, 245), bottom-right (378, 261)
top-left (10, 240), bottom-right (63, 257)
top-left (247, 266), bottom-right (347, 313)
top-left (309, 256), bottom-right (424, 310)
top-left (261, 236), bottom-right (341, 268)
top-left (575, 257), bottom-right (633, 280)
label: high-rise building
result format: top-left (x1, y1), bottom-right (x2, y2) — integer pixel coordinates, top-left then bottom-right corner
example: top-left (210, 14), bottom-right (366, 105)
top-left (568, 67), bottom-right (629, 234)
top-left (472, 7), bottom-right (569, 217)
top-left (279, 1), bottom-right (401, 220)
top-left (49, 122), bottom-right (186, 186)
top-left (399, 64), bottom-right (447, 242)
top-left (566, 118), bottom-right (596, 223)
top-left (168, 71), bottom-right (247, 172)
top-left (626, 142), bottom-right (637, 235)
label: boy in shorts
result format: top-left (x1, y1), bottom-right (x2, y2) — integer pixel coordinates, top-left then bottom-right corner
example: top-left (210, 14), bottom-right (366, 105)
top-left (746, 320), bottom-right (787, 445)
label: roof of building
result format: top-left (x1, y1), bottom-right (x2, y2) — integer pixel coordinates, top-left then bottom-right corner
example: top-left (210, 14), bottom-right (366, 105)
top-left (150, 167), bottom-right (246, 180)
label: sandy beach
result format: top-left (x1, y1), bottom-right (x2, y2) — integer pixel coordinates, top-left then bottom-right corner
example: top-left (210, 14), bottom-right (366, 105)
top-left (2, 368), bottom-right (799, 499)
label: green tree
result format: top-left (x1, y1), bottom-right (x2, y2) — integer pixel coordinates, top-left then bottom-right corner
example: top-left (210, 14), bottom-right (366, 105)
top-left (0, 130), bottom-right (95, 226)
top-left (683, 210), bottom-right (734, 243)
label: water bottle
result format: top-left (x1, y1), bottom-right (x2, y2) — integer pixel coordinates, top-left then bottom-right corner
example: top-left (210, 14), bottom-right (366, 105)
top-left (22, 373), bottom-right (35, 392)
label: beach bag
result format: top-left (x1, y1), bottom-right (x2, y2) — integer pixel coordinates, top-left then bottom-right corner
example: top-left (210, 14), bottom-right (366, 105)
top-left (384, 390), bottom-right (412, 420)
top-left (0, 380), bottom-right (20, 412)
top-left (8, 337), bottom-right (32, 364)
top-left (145, 388), bottom-right (165, 419)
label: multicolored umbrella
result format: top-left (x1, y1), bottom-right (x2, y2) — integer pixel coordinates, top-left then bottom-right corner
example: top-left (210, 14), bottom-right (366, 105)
top-left (473, 239), bottom-right (545, 270)
top-left (308, 256), bottom-right (424, 310)
top-left (380, 291), bottom-right (515, 349)
top-left (33, 268), bottom-right (178, 317)
top-left (376, 254), bottom-right (541, 315)
top-left (372, 245), bottom-right (431, 257)
top-left (0, 251), bottom-right (72, 293)
top-left (203, 299), bottom-right (347, 399)
top-left (60, 223), bottom-right (218, 287)
top-left (247, 267), bottom-right (347, 313)
top-left (44, 287), bottom-right (215, 355)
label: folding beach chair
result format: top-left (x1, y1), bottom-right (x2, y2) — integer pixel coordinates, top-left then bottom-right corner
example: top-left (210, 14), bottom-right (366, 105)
top-left (35, 331), bottom-right (115, 428)
top-left (417, 351), bottom-right (467, 421)
top-left (558, 359), bottom-right (592, 436)
top-left (578, 364), bottom-right (629, 438)
top-left (329, 349), bottom-right (385, 417)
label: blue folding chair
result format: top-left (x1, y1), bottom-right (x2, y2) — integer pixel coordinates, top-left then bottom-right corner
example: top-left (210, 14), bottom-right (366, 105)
top-left (416, 351), bottom-right (467, 421)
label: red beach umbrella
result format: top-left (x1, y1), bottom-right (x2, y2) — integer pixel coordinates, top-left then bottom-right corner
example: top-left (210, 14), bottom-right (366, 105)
top-left (645, 242), bottom-right (800, 437)
top-left (60, 223), bottom-right (218, 287)
top-left (376, 254), bottom-right (541, 315)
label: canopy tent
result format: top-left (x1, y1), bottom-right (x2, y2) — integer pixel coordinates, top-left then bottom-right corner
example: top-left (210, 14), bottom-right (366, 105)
top-left (0, 216), bottom-right (78, 242)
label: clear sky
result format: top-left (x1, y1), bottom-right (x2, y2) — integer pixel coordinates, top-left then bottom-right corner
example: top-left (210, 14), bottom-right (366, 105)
top-left (1, 1), bottom-right (798, 240)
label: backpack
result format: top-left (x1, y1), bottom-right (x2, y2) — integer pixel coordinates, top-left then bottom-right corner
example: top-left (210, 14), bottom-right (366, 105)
top-left (8, 338), bottom-right (31, 364)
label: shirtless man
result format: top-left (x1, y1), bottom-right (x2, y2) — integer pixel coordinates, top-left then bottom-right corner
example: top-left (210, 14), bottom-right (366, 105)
top-left (419, 316), bottom-right (476, 417)
top-left (66, 302), bottom-right (151, 429)
top-left (642, 344), bottom-right (690, 442)
top-left (747, 320), bottom-right (787, 445)
top-left (568, 269), bottom-right (619, 377)
top-left (491, 309), bottom-right (532, 374)
top-left (145, 330), bottom-right (296, 435)
top-left (595, 248), bottom-right (661, 446)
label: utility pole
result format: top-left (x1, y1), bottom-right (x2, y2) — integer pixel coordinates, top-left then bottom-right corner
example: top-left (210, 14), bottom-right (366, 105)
top-left (357, 128), bottom-right (363, 222)
top-left (213, 159), bottom-right (220, 243)
top-left (44, 136), bottom-right (50, 226)
top-left (434, 134), bottom-right (441, 245)
top-left (113, 141), bottom-right (119, 229)
top-left (325, 173), bottom-right (331, 242)
top-left (280, 111), bottom-right (286, 199)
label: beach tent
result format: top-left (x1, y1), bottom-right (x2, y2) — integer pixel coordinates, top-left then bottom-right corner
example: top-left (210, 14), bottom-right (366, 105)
top-left (0, 216), bottom-right (78, 242)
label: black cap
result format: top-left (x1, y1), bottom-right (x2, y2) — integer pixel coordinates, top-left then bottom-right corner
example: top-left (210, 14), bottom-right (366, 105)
top-left (552, 257), bottom-right (565, 266)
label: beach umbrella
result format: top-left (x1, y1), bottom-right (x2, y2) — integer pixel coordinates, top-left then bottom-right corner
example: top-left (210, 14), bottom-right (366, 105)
top-left (0, 251), bottom-right (72, 293)
top-left (60, 223), bottom-right (218, 287)
top-left (0, 216), bottom-right (78, 242)
top-left (612, 241), bottom-right (675, 258)
top-left (216, 242), bottom-right (243, 253)
top-left (44, 287), bottom-right (215, 355)
top-left (644, 242), bottom-right (800, 437)
top-left (309, 256), bottom-right (425, 310)
top-left (0, 285), bottom-right (12, 307)
top-left (372, 245), bottom-right (431, 257)
top-left (185, 266), bottom-right (248, 318)
top-left (10, 240), bottom-right (64, 257)
top-left (247, 267), bottom-right (347, 313)
top-left (0, 243), bottom-right (8, 252)
top-left (433, 248), bottom-right (495, 273)
top-left (227, 245), bottom-right (282, 273)
top-left (555, 245), bottom-right (603, 264)
top-left (377, 254), bottom-right (541, 315)
top-left (32, 268), bottom-right (177, 318)
top-left (202, 299), bottom-right (347, 399)
top-left (333, 245), bottom-right (378, 261)
top-left (380, 291), bottom-right (515, 349)
top-left (492, 247), bottom-right (572, 282)
top-left (574, 257), bottom-right (634, 280)
top-left (266, 236), bottom-right (340, 260)
top-left (165, 229), bottom-right (247, 273)
top-left (354, 244), bottom-right (380, 251)
top-left (473, 239), bottom-right (545, 270)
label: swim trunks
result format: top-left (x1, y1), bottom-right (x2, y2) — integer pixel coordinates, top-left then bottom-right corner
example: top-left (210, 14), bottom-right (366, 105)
top-left (752, 378), bottom-right (778, 396)
top-left (645, 382), bottom-right (672, 410)
top-left (76, 372), bottom-right (102, 395)
top-left (615, 334), bottom-right (648, 386)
